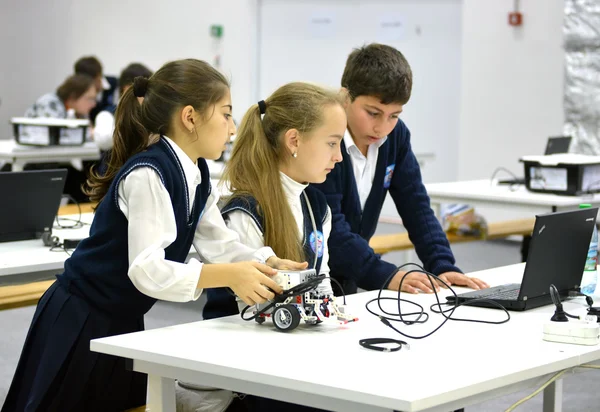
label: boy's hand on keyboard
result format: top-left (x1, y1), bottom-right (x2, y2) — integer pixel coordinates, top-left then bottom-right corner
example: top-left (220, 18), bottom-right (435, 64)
top-left (387, 271), bottom-right (441, 294)
top-left (437, 272), bottom-right (489, 290)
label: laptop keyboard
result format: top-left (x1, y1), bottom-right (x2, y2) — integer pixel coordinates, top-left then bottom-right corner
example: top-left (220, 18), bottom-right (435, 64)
top-left (455, 284), bottom-right (521, 300)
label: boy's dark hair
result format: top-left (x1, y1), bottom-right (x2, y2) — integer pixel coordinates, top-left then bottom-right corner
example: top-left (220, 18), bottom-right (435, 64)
top-left (119, 63), bottom-right (153, 94)
top-left (74, 56), bottom-right (103, 78)
top-left (341, 43), bottom-right (412, 105)
top-left (56, 74), bottom-right (96, 102)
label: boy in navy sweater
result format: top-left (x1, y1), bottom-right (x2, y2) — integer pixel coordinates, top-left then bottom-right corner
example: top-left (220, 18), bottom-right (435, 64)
top-left (313, 44), bottom-right (489, 294)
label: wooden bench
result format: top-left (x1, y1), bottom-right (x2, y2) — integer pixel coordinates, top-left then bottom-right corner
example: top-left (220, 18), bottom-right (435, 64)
top-left (0, 202), bottom-right (96, 311)
top-left (0, 280), bottom-right (55, 310)
top-left (369, 217), bottom-right (535, 255)
top-left (57, 202), bottom-right (96, 216)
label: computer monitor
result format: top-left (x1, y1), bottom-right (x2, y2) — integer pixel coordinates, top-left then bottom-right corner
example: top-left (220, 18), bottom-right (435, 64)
top-left (0, 169), bottom-right (67, 242)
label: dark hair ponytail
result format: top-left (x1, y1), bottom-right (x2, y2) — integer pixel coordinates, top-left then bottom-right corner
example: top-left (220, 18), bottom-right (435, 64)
top-left (84, 59), bottom-right (229, 203)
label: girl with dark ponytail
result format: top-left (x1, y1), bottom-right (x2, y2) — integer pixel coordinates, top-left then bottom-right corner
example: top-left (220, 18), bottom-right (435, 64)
top-left (3, 59), bottom-right (304, 412)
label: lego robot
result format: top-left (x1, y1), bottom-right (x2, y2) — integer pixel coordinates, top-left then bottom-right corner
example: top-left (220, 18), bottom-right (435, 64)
top-left (248, 269), bottom-right (357, 332)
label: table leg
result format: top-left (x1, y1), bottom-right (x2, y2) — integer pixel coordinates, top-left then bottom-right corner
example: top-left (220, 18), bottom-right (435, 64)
top-left (521, 235), bottom-right (531, 262)
top-left (147, 374), bottom-right (176, 412)
top-left (542, 378), bottom-right (563, 412)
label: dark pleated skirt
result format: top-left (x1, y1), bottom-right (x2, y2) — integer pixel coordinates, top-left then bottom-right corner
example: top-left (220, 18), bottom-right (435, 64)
top-left (2, 281), bottom-right (147, 412)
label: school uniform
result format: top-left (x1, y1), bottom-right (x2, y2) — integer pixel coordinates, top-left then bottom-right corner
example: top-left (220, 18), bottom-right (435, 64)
top-left (190, 172), bottom-right (333, 412)
top-left (203, 172), bottom-right (334, 320)
top-left (90, 75), bottom-right (118, 124)
top-left (2, 136), bottom-right (273, 412)
top-left (312, 120), bottom-right (461, 295)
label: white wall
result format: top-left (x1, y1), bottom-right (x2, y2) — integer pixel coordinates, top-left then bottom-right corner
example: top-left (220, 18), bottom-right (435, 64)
top-left (259, 0), bottom-right (463, 186)
top-left (457, 0), bottom-right (565, 181)
top-left (0, 0), bottom-right (72, 138)
top-left (0, 0), bottom-right (259, 138)
top-left (0, 0), bottom-right (568, 192)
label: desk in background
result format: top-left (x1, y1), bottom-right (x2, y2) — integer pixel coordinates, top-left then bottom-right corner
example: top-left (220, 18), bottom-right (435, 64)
top-left (0, 212), bottom-right (93, 280)
top-left (91, 263), bottom-right (600, 412)
top-left (0, 140), bottom-right (101, 172)
top-left (426, 179), bottom-right (600, 220)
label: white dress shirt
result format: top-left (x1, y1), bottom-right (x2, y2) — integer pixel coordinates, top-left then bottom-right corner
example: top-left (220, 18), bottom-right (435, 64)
top-left (117, 136), bottom-right (274, 302)
top-left (225, 172), bottom-right (334, 311)
top-left (93, 110), bottom-right (115, 151)
top-left (343, 130), bottom-right (388, 211)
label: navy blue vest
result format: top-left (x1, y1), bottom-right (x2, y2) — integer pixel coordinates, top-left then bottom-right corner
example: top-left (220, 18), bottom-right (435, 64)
top-left (58, 137), bottom-right (211, 318)
top-left (203, 185), bottom-right (329, 320)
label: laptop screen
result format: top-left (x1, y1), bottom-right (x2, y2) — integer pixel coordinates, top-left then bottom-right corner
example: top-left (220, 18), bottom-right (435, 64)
top-left (519, 207), bottom-right (597, 300)
top-left (0, 169), bottom-right (67, 242)
top-left (544, 136), bottom-right (572, 155)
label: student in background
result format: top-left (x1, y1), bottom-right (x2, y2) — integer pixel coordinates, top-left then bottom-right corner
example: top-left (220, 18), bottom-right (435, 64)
top-left (74, 55), bottom-right (117, 121)
top-left (94, 63), bottom-right (153, 151)
top-left (2, 59), bottom-right (304, 412)
top-left (313, 44), bottom-right (489, 295)
top-left (25, 74), bottom-right (97, 119)
top-left (23, 74), bottom-right (97, 201)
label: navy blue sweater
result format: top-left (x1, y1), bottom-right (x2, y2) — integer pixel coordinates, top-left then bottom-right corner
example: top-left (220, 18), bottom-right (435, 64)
top-left (58, 137), bottom-right (210, 318)
top-left (312, 120), bottom-right (460, 293)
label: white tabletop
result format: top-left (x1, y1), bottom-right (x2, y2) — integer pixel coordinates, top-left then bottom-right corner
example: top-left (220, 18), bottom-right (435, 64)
top-left (91, 263), bottom-right (600, 411)
top-left (0, 139), bottom-right (100, 158)
top-left (427, 179), bottom-right (600, 208)
top-left (0, 213), bottom-right (92, 277)
top-left (0, 139), bottom-right (101, 172)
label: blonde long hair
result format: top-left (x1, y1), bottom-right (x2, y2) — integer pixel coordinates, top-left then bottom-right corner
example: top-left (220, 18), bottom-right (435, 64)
top-left (223, 82), bottom-right (343, 261)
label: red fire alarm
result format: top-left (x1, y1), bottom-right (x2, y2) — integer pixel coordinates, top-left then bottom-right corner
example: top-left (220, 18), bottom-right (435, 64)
top-left (509, 12), bottom-right (523, 26)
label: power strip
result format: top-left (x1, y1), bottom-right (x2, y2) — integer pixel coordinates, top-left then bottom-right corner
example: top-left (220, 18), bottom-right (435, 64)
top-left (543, 320), bottom-right (600, 345)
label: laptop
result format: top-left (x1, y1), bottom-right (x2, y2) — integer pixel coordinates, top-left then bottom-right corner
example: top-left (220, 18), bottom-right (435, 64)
top-left (498, 136), bottom-right (572, 185)
top-left (446, 207), bottom-right (598, 311)
top-left (545, 136), bottom-right (572, 155)
top-left (0, 169), bottom-right (67, 242)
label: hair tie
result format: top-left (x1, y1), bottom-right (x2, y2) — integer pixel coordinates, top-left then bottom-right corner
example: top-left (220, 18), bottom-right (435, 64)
top-left (133, 77), bottom-right (149, 98)
top-left (257, 100), bottom-right (267, 115)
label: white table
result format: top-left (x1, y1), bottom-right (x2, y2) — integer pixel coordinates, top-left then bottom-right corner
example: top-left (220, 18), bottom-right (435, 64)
top-left (0, 140), bottom-right (101, 172)
top-left (0, 213), bottom-right (93, 278)
top-left (426, 179), bottom-right (600, 219)
top-left (91, 263), bottom-right (600, 412)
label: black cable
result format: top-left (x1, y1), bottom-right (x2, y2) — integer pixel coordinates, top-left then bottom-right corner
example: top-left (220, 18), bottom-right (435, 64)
top-left (54, 194), bottom-right (86, 229)
top-left (490, 167), bottom-right (519, 182)
top-left (549, 283), bottom-right (578, 320)
top-left (359, 338), bottom-right (408, 352)
top-left (363, 263), bottom-right (510, 343)
top-left (490, 167), bottom-right (524, 192)
top-left (241, 274), bottom-right (328, 321)
top-left (49, 243), bottom-right (73, 256)
top-left (328, 276), bottom-right (346, 305)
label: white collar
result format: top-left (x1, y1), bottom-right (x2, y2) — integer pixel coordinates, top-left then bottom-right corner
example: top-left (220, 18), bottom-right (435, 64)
top-left (343, 129), bottom-right (388, 156)
top-left (163, 135), bottom-right (201, 185)
top-left (280, 171), bottom-right (308, 201)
